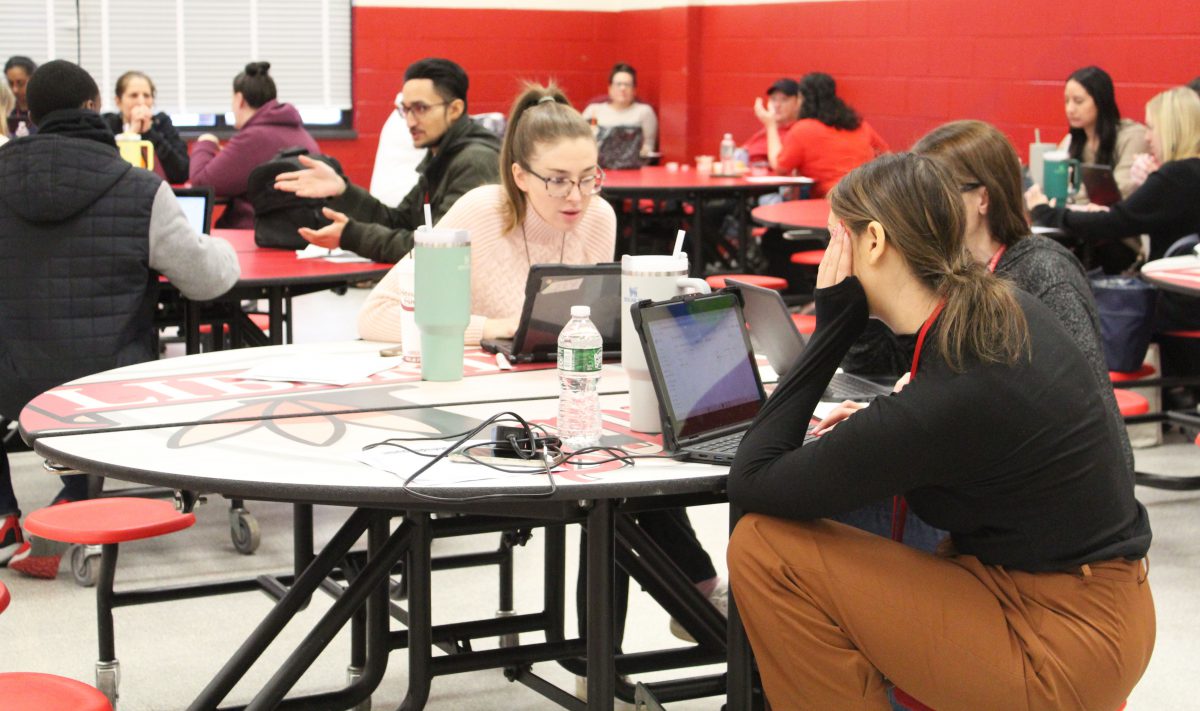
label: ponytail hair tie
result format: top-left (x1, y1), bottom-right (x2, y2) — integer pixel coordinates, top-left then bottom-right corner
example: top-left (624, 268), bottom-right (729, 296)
top-left (537, 95), bottom-right (557, 105)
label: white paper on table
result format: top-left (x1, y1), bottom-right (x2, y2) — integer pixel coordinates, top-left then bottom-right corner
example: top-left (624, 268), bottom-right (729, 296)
top-left (743, 175), bottom-right (814, 184)
top-left (238, 354), bottom-right (403, 386)
top-left (357, 441), bottom-right (556, 485)
top-left (294, 244), bottom-right (372, 263)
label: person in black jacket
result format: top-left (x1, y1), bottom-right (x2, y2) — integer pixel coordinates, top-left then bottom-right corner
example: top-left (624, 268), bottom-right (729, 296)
top-left (0, 60), bottom-right (239, 579)
top-left (273, 58), bottom-right (501, 263)
top-left (102, 70), bottom-right (190, 184)
top-left (727, 153), bottom-right (1153, 710)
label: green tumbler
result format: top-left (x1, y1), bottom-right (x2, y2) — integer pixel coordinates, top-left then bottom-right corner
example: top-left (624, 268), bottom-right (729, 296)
top-left (414, 226), bottom-right (471, 381)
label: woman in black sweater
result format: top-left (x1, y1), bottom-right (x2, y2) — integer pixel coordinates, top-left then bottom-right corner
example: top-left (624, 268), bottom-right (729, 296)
top-left (102, 71), bottom-right (190, 184)
top-left (727, 153), bottom-right (1153, 711)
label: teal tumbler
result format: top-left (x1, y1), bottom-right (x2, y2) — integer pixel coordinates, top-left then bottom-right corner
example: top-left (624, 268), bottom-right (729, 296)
top-left (414, 226), bottom-right (471, 381)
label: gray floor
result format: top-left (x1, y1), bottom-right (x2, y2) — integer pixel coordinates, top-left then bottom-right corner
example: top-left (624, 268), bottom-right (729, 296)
top-left (2, 287), bottom-right (1197, 710)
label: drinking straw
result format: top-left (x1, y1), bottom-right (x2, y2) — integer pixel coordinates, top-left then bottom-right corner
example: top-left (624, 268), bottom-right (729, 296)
top-left (672, 230), bottom-right (686, 259)
top-left (423, 203), bottom-right (433, 229)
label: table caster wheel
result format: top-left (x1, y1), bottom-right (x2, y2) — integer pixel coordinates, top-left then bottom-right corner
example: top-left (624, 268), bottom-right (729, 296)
top-left (70, 543), bottom-right (101, 588)
top-left (95, 659), bottom-right (120, 709)
top-left (230, 508), bottom-right (261, 554)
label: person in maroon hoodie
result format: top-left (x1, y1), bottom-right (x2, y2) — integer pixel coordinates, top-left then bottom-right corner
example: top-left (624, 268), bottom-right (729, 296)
top-left (189, 61), bottom-right (318, 228)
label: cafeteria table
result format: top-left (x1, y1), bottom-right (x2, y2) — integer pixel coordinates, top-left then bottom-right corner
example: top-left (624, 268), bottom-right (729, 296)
top-left (20, 342), bottom-right (759, 710)
top-left (750, 198), bottom-right (831, 232)
top-left (171, 229), bottom-right (394, 354)
top-left (601, 167), bottom-right (809, 274)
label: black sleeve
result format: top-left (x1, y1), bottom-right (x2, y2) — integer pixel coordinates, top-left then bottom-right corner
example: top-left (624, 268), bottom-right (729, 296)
top-left (727, 280), bottom-right (990, 521)
top-left (145, 113), bottom-right (191, 184)
top-left (1031, 166), bottom-right (1193, 244)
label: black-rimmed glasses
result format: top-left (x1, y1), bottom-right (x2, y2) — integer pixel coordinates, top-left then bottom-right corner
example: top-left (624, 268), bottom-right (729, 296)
top-left (524, 167), bottom-right (605, 198)
top-left (395, 101), bottom-right (447, 120)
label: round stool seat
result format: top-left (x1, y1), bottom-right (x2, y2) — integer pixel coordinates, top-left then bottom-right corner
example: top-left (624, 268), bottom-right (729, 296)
top-left (0, 673), bottom-right (113, 711)
top-left (792, 313), bottom-right (817, 335)
top-left (706, 274), bottom-right (788, 291)
top-left (24, 498), bottom-right (195, 546)
top-left (789, 250), bottom-right (825, 266)
top-left (1109, 363), bottom-right (1157, 382)
top-left (1163, 329), bottom-right (1200, 338)
top-left (1114, 388), bottom-right (1150, 417)
top-left (0, 581), bottom-right (10, 614)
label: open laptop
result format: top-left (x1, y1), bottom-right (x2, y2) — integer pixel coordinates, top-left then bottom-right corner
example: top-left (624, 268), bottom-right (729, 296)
top-left (631, 289), bottom-right (822, 464)
top-left (726, 278), bottom-right (891, 402)
top-left (1080, 163), bottom-right (1122, 206)
top-left (172, 186), bottom-right (215, 234)
top-left (480, 263), bottom-right (621, 363)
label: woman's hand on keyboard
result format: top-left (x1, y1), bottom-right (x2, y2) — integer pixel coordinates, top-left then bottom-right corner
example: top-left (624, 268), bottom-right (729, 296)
top-left (812, 400), bottom-right (867, 436)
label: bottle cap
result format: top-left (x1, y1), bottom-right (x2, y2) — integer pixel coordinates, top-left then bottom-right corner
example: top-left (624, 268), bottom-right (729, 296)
top-left (571, 305), bottom-right (591, 318)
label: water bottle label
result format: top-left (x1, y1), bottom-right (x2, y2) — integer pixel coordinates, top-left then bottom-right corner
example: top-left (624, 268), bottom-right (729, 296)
top-left (558, 346), bottom-right (601, 373)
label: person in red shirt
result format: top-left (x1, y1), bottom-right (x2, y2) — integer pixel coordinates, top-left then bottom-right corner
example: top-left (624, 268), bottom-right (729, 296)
top-left (762, 72), bottom-right (889, 197)
top-left (743, 77), bottom-right (800, 165)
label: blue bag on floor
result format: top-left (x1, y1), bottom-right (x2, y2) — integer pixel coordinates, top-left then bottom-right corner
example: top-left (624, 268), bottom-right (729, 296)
top-left (1091, 275), bottom-right (1159, 373)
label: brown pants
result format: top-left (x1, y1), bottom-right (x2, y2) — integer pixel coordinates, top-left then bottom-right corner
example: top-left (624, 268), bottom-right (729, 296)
top-left (728, 515), bottom-right (1155, 711)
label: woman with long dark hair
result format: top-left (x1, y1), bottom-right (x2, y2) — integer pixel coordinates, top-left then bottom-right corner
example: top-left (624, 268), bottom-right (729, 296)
top-left (764, 72), bottom-right (889, 197)
top-left (728, 152), bottom-right (1153, 710)
top-left (1060, 66), bottom-right (1148, 200)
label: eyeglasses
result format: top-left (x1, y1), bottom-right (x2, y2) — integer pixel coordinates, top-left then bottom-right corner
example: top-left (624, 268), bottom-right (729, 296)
top-left (395, 101), bottom-right (446, 120)
top-left (610, 81), bottom-right (635, 89)
top-left (524, 167), bottom-right (605, 198)
top-left (959, 182), bottom-right (984, 193)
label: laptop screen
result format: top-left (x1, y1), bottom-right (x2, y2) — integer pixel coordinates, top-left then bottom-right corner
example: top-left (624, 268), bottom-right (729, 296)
top-left (172, 188), bottom-right (213, 234)
top-left (517, 264), bottom-right (621, 356)
top-left (640, 292), bottom-right (764, 440)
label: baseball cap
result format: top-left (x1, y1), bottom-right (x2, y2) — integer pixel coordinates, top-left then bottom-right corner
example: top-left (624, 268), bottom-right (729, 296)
top-left (766, 78), bottom-right (800, 97)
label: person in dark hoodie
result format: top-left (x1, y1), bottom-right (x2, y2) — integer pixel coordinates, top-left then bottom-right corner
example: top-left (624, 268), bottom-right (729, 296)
top-left (0, 60), bottom-right (240, 578)
top-left (189, 61), bottom-right (319, 228)
top-left (273, 58), bottom-right (501, 263)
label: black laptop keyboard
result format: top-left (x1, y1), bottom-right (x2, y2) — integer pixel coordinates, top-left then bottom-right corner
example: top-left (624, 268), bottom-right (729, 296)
top-left (704, 431), bottom-right (745, 453)
top-left (822, 373), bottom-right (888, 402)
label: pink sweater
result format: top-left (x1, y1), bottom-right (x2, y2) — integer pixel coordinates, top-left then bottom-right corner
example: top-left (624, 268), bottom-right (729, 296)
top-left (358, 184), bottom-right (617, 344)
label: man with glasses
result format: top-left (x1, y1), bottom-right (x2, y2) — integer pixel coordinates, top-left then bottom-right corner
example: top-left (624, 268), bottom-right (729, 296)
top-left (746, 77), bottom-right (802, 166)
top-left (275, 57), bottom-right (501, 263)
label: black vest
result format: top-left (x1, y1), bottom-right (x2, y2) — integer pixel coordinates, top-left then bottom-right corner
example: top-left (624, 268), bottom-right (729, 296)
top-left (0, 132), bottom-right (163, 417)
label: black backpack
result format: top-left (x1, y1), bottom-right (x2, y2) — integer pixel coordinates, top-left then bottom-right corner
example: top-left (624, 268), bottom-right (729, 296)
top-left (247, 147), bottom-right (346, 250)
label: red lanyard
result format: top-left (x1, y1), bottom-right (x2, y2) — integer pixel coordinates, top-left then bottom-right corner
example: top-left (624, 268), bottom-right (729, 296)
top-left (986, 244), bottom-right (1007, 274)
top-left (891, 299), bottom-right (947, 542)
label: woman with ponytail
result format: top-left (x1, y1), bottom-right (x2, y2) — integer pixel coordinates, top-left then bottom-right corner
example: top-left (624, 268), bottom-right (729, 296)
top-left (358, 82), bottom-right (615, 344)
top-left (190, 61), bottom-right (319, 228)
top-left (727, 153), bottom-right (1153, 711)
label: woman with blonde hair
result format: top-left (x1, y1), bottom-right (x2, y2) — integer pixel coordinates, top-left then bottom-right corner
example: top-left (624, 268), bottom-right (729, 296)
top-left (0, 80), bottom-right (14, 146)
top-left (729, 153), bottom-right (1153, 710)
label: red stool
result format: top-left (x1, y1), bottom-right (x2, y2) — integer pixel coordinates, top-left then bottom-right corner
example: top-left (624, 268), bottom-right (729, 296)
top-left (706, 274), bottom-right (788, 291)
top-left (1109, 363), bottom-right (1157, 383)
top-left (0, 582), bottom-right (114, 711)
top-left (23, 498), bottom-right (196, 707)
top-left (789, 249), bottom-right (825, 266)
top-left (893, 688), bottom-right (935, 711)
top-left (791, 313), bottom-right (817, 335)
top-left (1115, 388), bottom-right (1150, 417)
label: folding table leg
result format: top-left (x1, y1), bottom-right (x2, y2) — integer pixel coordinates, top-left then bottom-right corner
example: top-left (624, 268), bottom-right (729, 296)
top-left (585, 499), bottom-right (616, 711)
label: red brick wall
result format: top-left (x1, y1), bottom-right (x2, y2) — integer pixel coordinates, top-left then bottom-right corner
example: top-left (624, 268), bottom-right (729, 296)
top-left (323, 1), bottom-right (1199, 186)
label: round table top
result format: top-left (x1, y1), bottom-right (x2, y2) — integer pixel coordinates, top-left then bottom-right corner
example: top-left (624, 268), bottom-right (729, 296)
top-left (20, 342), bottom-right (726, 508)
top-left (1140, 255), bottom-right (1200, 297)
top-left (601, 166), bottom-right (809, 194)
top-left (750, 199), bottom-right (831, 231)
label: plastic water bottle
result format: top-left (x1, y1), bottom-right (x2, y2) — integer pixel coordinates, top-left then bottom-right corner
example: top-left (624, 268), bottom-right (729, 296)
top-left (720, 133), bottom-right (736, 174)
top-left (557, 305), bottom-right (602, 450)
